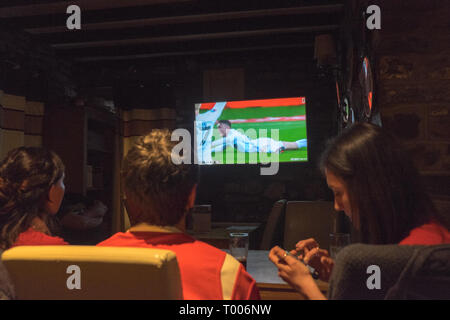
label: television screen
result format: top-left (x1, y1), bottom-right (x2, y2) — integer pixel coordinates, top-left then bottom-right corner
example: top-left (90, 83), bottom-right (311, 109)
top-left (194, 97), bottom-right (308, 165)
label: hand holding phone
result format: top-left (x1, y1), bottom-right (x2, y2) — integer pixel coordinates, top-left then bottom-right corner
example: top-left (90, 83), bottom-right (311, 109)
top-left (280, 250), bottom-right (319, 279)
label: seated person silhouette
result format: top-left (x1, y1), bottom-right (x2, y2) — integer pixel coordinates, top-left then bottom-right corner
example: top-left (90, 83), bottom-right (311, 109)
top-left (0, 147), bottom-right (68, 248)
top-left (268, 123), bottom-right (450, 299)
top-left (97, 130), bottom-right (260, 300)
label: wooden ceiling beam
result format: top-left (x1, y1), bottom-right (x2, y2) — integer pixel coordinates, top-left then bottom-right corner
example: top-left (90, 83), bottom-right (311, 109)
top-left (52, 25), bottom-right (338, 49)
top-left (25, 4), bottom-right (343, 34)
top-left (0, 0), bottom-right (192, 18)
top-left (74, 43), bottom-right (314, 62)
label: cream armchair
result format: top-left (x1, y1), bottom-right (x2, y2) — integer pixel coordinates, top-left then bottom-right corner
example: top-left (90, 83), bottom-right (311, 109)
top-left (2, 246), bottom-right (182, 300)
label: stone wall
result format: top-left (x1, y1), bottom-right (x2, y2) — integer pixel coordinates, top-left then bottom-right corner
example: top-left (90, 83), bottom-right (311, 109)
top-left (374, 1), bottom-right (450, 215)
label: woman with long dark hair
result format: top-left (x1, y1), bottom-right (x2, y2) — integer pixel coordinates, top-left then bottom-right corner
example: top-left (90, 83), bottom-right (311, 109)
top-left (0, 147), bottom-right (68, 249)
top-left (269, 122), bottom-right (450, 299)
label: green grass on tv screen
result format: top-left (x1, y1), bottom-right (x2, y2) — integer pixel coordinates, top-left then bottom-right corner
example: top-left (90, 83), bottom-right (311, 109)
top-left (199, 102), bottom-right (308, 164)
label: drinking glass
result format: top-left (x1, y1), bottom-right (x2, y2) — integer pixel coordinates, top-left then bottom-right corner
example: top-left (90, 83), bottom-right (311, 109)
top-left (229, 233), bottom-right (249, 269)
top-left (329, 233), bottom-right (351, 259)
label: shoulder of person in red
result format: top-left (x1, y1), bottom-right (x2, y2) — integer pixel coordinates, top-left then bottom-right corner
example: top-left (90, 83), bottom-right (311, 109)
top-left (12, 228), bottom-right (68, 247)
top-left (98, 230), bottom-right (260, 300)
top-left (400, 221), bottom-right (450, 245)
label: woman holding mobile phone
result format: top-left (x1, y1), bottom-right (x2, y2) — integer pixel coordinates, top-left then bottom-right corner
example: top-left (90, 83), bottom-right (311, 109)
top-left (269, 122), bottom-right (450, 299)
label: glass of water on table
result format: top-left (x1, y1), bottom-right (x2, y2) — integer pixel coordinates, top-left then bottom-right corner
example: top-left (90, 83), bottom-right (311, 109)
top-left (329, 233), bottom-right (351, 259)
top-left (229, 232), bottom-right (249, 269)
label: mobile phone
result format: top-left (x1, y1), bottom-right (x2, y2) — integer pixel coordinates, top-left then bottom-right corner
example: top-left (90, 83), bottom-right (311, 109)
top-left (280, 251), bottom-right (320, 280)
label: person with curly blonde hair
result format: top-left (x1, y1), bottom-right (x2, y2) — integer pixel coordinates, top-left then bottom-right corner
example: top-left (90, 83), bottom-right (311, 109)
top-left (98, 130), bottom-right (260, 300)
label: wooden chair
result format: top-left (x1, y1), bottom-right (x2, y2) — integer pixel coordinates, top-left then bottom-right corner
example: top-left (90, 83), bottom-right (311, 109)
top-left (260, 199), bottom-right (287, 250)
top-left (283, 201), bottom-right (336, 251)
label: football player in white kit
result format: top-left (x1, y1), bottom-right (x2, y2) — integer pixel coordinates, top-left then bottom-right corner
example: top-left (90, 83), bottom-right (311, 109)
top-left (195, 102), bottom-right (227, 164)
top-left (212, 120), bottom-right (307, 154)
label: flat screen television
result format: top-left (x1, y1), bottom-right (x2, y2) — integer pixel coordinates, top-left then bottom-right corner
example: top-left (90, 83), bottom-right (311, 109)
top-left (194, 97), bottom-right (308, 165)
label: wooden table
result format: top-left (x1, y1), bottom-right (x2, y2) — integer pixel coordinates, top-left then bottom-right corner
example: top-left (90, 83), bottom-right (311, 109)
top-left (188, 225), bottom-right (329, 299)
top-left (242, 250), bottom-right (328, 300)
top-left (187, 222), bottom-right (261, 249)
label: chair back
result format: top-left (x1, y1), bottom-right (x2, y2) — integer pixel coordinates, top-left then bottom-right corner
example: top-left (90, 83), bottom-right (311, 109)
top-left (260, 199), bottom-right (287, 250)
top-left (2, 245), bottom-right (183, 300)
top-left (328, 243), bottom-right (450, 300)
top-left (0, 249), bottom-right (15, 300)
top-left (283, 201), bottom-right (335, 251)
top-left (385, 244), bottom-right (450, 299)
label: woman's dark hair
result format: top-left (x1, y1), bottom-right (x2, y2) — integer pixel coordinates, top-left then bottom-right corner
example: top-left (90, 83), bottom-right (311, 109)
top-left (320, 122), bottom-right (445, 244)
top-left (0, 147), bottom-right (65, 249)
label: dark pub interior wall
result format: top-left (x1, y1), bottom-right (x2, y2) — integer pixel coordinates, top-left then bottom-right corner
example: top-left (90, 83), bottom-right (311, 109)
top-left (0, 0), bottom-right (448, 232)
top-left (0, 21), bottom-right (76, 166)
top-left (192, 60), bottom-right (337, 222)
top-left (110, 34), bottom-right (339, 223)
top-left (0, 0), bottom-right (344, 231)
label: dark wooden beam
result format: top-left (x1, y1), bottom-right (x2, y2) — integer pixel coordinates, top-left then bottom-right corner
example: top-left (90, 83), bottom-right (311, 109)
top-left (55, 33), bottom-right (316, 58)
top-left (25, 4), bottom-right (343, 34)
top-left (0, 0), bottom-right (192, 18)
top-left (52, 25), bottom-right (338, 49)
top-left (75, 43), bottom-right (314, 62)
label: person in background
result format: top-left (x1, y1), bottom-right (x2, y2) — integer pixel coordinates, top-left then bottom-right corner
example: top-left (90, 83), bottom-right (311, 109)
top-left (59, 193), bottom-right (106, 231)
top-left (57, 193), bottom-right (107, 244)
top-left (97, 130), bottom-right (260, 300)
top-left (269, 122), bottom-right (450, 299)
top-left (0, 147), bottom-right (68, 248)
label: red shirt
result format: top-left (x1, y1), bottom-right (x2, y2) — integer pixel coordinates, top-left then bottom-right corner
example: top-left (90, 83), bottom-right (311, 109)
top-left (97, 224), bottom-right (260, 300)
top-left (400, 221), bottom-right (450, 245)
top-left (13, 228), bottom-right (68, 247)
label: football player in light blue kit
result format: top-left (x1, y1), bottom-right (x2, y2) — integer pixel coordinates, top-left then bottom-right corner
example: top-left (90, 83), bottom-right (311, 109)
top-left (195, 102), bottom-right (227, 164)
top-left (212, 120), bottom-right (307, 154)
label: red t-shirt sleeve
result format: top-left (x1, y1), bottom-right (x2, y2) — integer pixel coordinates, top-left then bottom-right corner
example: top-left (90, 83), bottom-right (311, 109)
top-left (13, 228), bottom-right (68, 247)
top-left (99, 232), bottom-right (261, 300)
top-left (400, 222), bottom-right (450, 245)
top-left (231, 264), bottom-right (261, 300)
